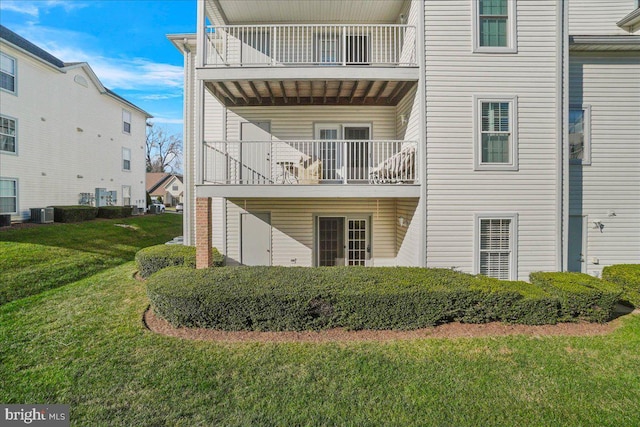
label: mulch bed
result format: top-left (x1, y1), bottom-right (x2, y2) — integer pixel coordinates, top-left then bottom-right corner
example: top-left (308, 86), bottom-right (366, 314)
top-left (143, 306), bottom-right (634, 344)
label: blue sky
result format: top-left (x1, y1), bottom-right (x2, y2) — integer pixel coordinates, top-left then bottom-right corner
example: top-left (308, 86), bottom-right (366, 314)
top-left (0, 0), bottom-right (196, 136)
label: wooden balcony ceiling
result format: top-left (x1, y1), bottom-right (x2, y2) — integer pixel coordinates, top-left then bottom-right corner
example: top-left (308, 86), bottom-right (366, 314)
top-left (205, 79), bottom-right (416, 107)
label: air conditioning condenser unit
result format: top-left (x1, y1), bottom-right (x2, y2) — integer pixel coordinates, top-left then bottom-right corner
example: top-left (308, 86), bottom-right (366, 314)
top-left (30, 207), bottom-right (54, 224)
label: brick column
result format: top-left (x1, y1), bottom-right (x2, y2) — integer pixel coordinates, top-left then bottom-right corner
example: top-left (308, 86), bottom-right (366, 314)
top-left (195, 197), bottom-right (212, 269)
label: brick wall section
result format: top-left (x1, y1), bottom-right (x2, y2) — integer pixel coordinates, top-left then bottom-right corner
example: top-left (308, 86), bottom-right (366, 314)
top-left (195, 197), bottom-right (212, 269)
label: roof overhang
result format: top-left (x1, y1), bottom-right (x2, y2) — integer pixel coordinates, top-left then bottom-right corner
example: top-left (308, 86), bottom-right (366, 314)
top-left (617, 8), bottom-right (640, 33)
top-left (569, 35), bottom-right (640, 51)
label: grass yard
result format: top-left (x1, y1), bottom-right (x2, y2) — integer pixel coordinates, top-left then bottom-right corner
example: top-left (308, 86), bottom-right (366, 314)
top-left (0, 214), bottom-right (182, 305)
top-left (1, 262), bottom-right (639, 426)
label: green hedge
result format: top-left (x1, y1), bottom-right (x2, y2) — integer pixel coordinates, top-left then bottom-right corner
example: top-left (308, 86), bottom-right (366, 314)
top-left (136, 244), bottom-right (223, 278)
top-left (51, 206), bottom-right (98, 223)
top-left (602, 264), bottom-right (640, 307)
top-left (530, 272), bottom-right (622, 323)
top-left (97, 206), bottom-right (133, 219)
top-left (147, 267), bottom-right (561, 331)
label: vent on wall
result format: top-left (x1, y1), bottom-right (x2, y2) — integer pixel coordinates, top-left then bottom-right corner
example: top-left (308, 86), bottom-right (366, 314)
top-left (30, 207), bottom-right (54, 224)
top-left (74, 75), bottom-right (88, 87)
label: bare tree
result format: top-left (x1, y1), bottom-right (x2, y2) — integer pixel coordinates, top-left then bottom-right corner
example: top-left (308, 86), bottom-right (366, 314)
top-left (146, 125), bottom-right (183, 173)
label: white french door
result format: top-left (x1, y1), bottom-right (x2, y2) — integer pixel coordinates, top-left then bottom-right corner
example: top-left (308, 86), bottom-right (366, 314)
top-left (317, 216), bottom-right (370, 266)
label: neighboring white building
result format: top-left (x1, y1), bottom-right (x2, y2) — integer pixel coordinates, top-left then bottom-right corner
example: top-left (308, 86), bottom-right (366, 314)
top-left (0, 25), bottom-right (151, 222)
top-left (169, 0), bottom-right (639, 278)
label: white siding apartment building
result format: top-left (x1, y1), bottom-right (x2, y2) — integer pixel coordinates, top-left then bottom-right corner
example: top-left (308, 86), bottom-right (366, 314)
top-left (0, 25), bottom-right (151, 222)
top-left (169, 0), bottom-right (639, 279)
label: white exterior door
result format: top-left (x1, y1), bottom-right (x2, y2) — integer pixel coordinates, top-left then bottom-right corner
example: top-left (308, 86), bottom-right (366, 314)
top-left (344, 126), bottom-right (370, 182)
top-left (240, 121), bottom-right (271, 184)
top-left (241, 212), bottom-right (271, 266)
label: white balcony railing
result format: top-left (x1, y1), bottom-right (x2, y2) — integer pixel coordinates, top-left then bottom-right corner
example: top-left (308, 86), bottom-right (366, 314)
top-left (203, 140), bottom-right (417, 185)
top-left (205, 24), bottom-right (417, 67)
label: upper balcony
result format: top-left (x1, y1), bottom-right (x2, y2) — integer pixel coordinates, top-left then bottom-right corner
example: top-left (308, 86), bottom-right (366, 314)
top-left (205, 24), bottom-right (417, 68)
top-left (196, 0), bottom-right (419, 106)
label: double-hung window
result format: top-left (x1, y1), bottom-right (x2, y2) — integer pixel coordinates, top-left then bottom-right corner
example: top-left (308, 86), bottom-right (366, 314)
top-left (473, 0), bottom-right (517, 53)
top-left (0, 178), bottom-right (18, 214)
top-left (0, 115), bottom-right (17, 154)
top-left (122, 110), bottom-right (131, 134)
top-left (474, 96), bottom-right (518, 170)
top-left (1, 53), bottom-right (16, 93)
top-left (476, 214), bottom-right (518, 280)
top-left (122, 148), bottom-right (131, 171)
top-left (569, 105), bottom-right (591, 164)
top-left (122, 185), bottom-right (131, 206)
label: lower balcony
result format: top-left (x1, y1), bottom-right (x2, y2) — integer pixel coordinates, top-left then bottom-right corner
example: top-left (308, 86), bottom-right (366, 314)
top-left (199, 140), bottom-right (420, 198)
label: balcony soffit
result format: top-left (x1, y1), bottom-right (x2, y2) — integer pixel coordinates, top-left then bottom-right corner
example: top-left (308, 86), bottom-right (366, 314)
top-left (204, 78), bottom-right (417, 107)
top-left (211, 0), bottom-right (407, 25)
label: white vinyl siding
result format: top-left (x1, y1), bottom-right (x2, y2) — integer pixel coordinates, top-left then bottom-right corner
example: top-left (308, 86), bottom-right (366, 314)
top-left (568, 0), bottom-right (637, 35)
top-left (0, 178), bottom-right (18, 214)
top-left (122, 109), bottom-right (132, 134)
top-left (569, 54), bottom-right (640, 276)
top-left (569, 105), bottom-right (591, 164)
top-left (223, 198), bottom-right (415, 267)
top-left (122, 147), bottom-right (131, 171)
top-left (224, 105), bottom-right (396, 141)
top-left (0, 52), bottom-right (16, 93)
top-left (425, 0), bottom-right (559, 280)
top-left (472, 0), bottom-right (517, 53)
top-left (474, 96), bottom-right (518, 170)
top-left (0, 115), bottom-right (17, 154)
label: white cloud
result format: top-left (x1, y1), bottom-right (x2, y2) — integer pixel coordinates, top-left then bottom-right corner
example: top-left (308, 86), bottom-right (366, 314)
top-left (149, 117), bottom-right (184, 125)
top-left (0, 1), bottom-right (88, 18)
top-left (7, 26), bottom-right (183, 92)
top-left (140, 93), bottom-right (183, 101)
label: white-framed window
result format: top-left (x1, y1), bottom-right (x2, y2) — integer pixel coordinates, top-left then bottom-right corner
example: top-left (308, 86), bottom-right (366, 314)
top-left (122, 148), bottom-right (131, 171)
top-left (0, 115), bottom-right (17, 154)
top-left (0, 178), bottom-right (18, 214)
top-left (472, 0), bottom-right (517, 53)
top-left (475, 213), bottom-right (518, 280)
top-left (122, 185), bottom-right (131, 206)
top-left (1, 52), bottom-right (16, 94)
top-left (172, 185), bottom-right (178, 191)
top-left (122, 110), bottom-right (131, 134)
top-left (474, 96), bottom-right (518, 171)
top-left (569, 105), bottom-right (591, 165)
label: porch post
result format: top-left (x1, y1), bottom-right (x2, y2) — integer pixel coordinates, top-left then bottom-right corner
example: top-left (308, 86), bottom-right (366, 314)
top-left (196, 197), bottom-right (213, 269)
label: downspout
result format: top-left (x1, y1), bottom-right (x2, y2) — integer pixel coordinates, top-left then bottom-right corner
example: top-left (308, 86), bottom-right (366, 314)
top-left (556, 0), bottom-right (569, 271)
top-left (418, 0), bottom-right (428, 267)
top-left (182, 38), bottom-right (193, 245)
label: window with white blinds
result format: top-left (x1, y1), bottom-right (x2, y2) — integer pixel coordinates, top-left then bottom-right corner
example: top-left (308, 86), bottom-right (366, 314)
top-left (476, 214), bottom-right (517, 280)
top-left (0, 178), bottom-right (18, 214)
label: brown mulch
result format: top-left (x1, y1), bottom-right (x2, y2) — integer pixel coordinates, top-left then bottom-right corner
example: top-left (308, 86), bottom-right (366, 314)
top-left (143, 307), bottom-right (636, 344)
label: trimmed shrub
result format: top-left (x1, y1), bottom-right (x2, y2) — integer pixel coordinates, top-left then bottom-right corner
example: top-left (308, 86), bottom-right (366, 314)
top-left (51, 205), bottom-right (98, 223)
top-left (603, 264), bottom-right (640, 307)
top-left (147, 267), bottom-right (561, 331)
top-left (136, 244), bottom-right (223, 278)
top-left (97, 206), bottom-right (132, 219)
top-left (530, 272), bottom-right (622, 323)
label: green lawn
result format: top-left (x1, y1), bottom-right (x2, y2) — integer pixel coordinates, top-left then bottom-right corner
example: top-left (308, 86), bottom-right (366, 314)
top-left (0, 214), bottom-right (182, 304)
top-left (1, 262), bottom-right (639, 426)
